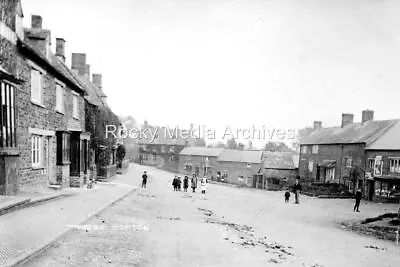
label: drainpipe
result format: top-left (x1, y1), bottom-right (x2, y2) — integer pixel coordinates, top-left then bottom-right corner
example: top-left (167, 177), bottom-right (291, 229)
top-left (340, 144), bottom-right (344, 184)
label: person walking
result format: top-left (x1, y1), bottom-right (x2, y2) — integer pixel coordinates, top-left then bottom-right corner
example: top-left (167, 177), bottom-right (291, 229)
top-left (172, 175), bottom-right (178, 191)
top-left (191, 174), bottom-right (197, 193)
top-left (354, 188), bottom-right (362, 212)
top-left (200, 176), bottom-right (207, 194)
top-left (141, 171), bottom-right (148, 188)
top-left (293, 177), bottom-right (302, 204)
top-left (178, 176), bottom-right (182, 191)
top-left (183, 176), bottom-right (189, 192)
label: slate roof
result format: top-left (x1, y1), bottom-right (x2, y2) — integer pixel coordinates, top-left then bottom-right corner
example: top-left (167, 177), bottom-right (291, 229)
top-left (18, 37), bottom-right (85, 95)
top-left (180, 147), bottom-right (224, 157)
top-left (301, 120), bottom-right (400, 147)
top-left (367, 120), bottom-right (400, 150)
top-left (217, 150), bottom-right (263, 164)
top-left (263, 151), bottom-right (299, 169)
top-left (138, 126), bottom-right (196, 146)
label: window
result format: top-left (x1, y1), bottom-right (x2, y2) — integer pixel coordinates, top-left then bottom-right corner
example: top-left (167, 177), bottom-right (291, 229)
top-left (57, 132), bottom-right (70, 164)
top-left (368, 158), bottom-right (375, 169)
top-left (301, 145), bottom-right (307, 154)
top-left (0, 80), bottom-right (16, 148)
top-left (184, 162), bottom-right (193, 172)
top-left (389, 158), bottom-right (400, 173)
top-left (326, 167), bottom-right (335, 181)
top-left (345, 157), bottom-right (352, 168)
top-left (56, 83), bottom-right (64, 113)
top-left (30, 68), bottom-right (42, 104)
top-left (152, 153), bottom-right (157, 160)
top-left (308, 161), bottom-right (314, 172)
top-left (312, 145), bottom-right (319, 154)
top-left (72, 94), bottom-right (79, 118)
top-left (31, 135), bottom-right (42, 167)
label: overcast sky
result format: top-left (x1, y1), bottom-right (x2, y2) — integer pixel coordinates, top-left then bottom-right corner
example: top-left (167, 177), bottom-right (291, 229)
top-left (21, 0), bottom-right (400, 146)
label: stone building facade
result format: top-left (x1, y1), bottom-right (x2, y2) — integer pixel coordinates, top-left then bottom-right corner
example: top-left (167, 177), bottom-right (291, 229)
top-left (1, 1), bottom-right (92, 194)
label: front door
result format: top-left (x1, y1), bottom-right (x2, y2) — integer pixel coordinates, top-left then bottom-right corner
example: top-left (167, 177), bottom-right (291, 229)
top-left (44, 137), bottom-right (54, 184)
top-left (368, 180), bottom-right (375, 201)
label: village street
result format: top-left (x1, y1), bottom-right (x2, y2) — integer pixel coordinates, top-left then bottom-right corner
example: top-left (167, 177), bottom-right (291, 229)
top-left (22, 164), bottom-right (400, 267)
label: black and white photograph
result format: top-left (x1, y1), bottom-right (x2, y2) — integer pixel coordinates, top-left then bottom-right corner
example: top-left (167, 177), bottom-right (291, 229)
top-left (1, 0), bottom-right (400, 266)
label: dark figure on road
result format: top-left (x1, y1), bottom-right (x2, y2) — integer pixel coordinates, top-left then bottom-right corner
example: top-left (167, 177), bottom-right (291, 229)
top-left (178, 177), bottom-right (182, 191)
top-left (172, 175), bottom-right (178, 191)
top-left (293, 177), bottom-right (302, 204)
top-left (354, 188), bottom-right (362, 212)
top-left (183, 176), bottom-right (189, 192)
top-left (191, 174), bottom-right (197, 193)
top-left (142, 171), bottom-right (148, 188)
top-left (284, 191), bottom-right (290, 203)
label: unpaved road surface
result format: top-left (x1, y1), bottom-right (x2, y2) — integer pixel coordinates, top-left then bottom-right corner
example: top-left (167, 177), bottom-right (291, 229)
top-left (23, 165), bottom-right (400, 267)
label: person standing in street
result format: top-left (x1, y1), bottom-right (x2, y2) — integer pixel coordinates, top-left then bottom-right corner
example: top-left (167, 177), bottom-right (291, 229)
top-left (354, 188), bottom-right (362, 212)
top-left (183, 176), bottom-right (189, 192)
top-left (191, 174), bottom-right (197, 193)
top-left (172, 175), bottom-right (178, 191)
top-left (142, 171), bottom-right (148, 188)
top-left (293, 177), bottom-right (302, 204)
top-left (200, 176), bottom-right (207, 194)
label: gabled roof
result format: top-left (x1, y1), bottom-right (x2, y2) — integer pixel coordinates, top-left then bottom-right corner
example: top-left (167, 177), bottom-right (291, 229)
top-left (301, 120), bottom-right (400, 146)
top-left (263, 151), bottom-right (299, 169)
top-left (180, 147), bottom-right (223, 157)
top-left (217, 150), bottom-right (263, 164)
top-left (367, 120), bottom-right (400, 150)
top-left (138, 126), bottom-right (196, 146)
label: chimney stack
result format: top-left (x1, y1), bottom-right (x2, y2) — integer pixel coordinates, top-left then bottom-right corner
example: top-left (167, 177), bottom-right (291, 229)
top-left (26, 15), bottom-right (51, 58)
top-left (31, 15), bottom-right (42, 29)
top-left (85, 64), bottom-right (90, 78)
top-left (362, 110), bottom-right (374, 123)
top-left (92, 74), bottom-right (102, 89)
top-left (313, 121), bottom-right (322, 130)
top-left (341, 113), bottom-right (354, 128)
top-left (71, 53), bottom-right (87, 76)
top-left (55, 38), bottom-right (65, 62)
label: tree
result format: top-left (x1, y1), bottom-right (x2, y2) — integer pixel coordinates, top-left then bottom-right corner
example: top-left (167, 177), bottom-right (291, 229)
top-left (238, 143), bottom-right (245, 150)
top-left (214, 142), bottom-right (227, 148)
top-left (291, 127), bottom-right (314, 151)
top-left (226, 138), bottom-right (238, 150)
top-left (195, 138), bottom-right (206, 147)
top-left (264, 141), bottom-right (293, 152)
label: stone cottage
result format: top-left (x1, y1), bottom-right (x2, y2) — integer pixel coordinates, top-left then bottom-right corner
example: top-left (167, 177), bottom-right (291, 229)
top-left (263, 151), bottom-right (299, 190)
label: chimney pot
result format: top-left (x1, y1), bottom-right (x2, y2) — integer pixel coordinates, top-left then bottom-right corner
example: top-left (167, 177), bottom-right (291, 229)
top-left (31, 15), bottom-right (42, 29)
top-left (341, 113), bottom-right (354, 128)
top-left (55, 38), bottom-right (65, 62)
top-left (362, 110), bottom-right (374, 123)
top-left (313, 121), bottom-right (322, 130)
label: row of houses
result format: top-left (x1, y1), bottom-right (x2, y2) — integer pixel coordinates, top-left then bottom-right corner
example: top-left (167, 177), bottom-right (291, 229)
top-left (299, 110), bottom-right (400, 202)
top-left (0, 1), bottom-right (120, 195)
top-left (177, 147), bottom-right (299, 190)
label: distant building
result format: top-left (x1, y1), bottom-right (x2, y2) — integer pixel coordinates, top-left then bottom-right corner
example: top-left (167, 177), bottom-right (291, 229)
top-left (216, 150), bottom-right (264, 186)
top-left (138, 124), bottom-right (197, 173)
top-left (179, 147), bottom-right (223, 178)
top-left (263, 151), bottom-right (299, 190)
top-left (300, 110), bottom-right (400, 202)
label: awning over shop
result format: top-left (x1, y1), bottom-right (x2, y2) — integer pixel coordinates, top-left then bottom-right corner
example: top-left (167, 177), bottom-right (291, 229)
top-left (320, 160), bottom-right (336, 168)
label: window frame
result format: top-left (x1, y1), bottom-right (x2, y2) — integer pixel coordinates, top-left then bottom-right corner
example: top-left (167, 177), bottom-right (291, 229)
top-left (55, 81), bottom-right (65, 114)
top-left (345, 157), bottom-right (353, 168)
top-left (30, 66), bottom-right (43, 105)
top-left (72, 93), bottom-right (79, 119)
top-left (311, 145), bottom-right (319, 154)
top-left (0, 79), bottom-right (17, 148)
top-left (31, 135), bottom-right (42, 168)
top-left (389, 157), bottom-right (400, 174)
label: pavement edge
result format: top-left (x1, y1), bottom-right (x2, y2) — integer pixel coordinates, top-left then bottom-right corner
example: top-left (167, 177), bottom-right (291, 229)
top-left (7, 186), bottom-right (137, 267)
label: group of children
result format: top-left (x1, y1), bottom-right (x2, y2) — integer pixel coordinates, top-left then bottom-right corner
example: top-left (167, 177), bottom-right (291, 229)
top-left (172, 174), bottom-right (208, 194)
